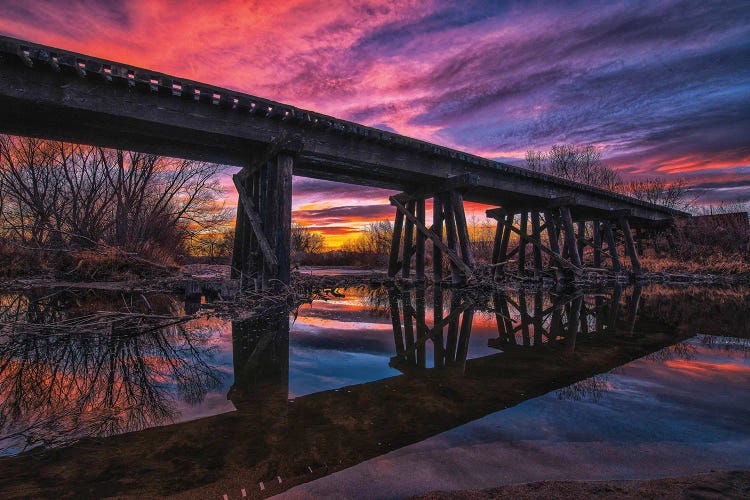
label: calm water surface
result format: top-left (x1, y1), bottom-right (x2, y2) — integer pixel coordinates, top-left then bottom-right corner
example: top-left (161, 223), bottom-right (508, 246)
top-left (0, 283), bottom-right (748, 497)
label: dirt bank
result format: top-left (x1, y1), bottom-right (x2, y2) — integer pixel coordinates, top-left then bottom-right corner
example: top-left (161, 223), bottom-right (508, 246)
top-left (411, 470), bottom-right (750, 499)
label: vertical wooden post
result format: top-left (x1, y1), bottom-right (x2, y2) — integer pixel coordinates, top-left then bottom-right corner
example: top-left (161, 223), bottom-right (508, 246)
top-left (533, 290), bottom-right (544, 345)
top-left (432, 196), bottom-right (443, 283)
top-left (273, 153), bottom-right (293, 288)
top-left (593, 219), bottom-right (602, 268)
top-left (518, 290), bottom-right (530, 346)
top-left (402, 201), bottom-right (415, 278)
top-left (445, 293), bottom-right (460, 363)
top-left (389, 289), bottom-right (405, 355)
top-left (451, 192), bottom-right (474, 267)
top-left (491, 216), bottom-right (503, 265)
top-left (415, 287), bottom-right (426, 368)
top-left (402, 291), bottom-right (415, 363)
top-left (577, 221), bottom-right (586, 264)
top-left (456, 306), bottom-right (474, 372)
top-left (231, 195), bottom-right (247, 280)
top-left (543, 210), bottom-right (561, 256)
top-left (560, 206), bottom-right (582, 267)
top-left (619, 217), bottom-right (642, 275)
top-left (603, 222), bottom-right (621, 272)
top-left (415, 199), bottom-right (426, 281)
top-left (259, 163), bottom-right (272, 290)
top-left (518, 211), bottom-right (528, 275)
top-left (567, 295), bottom-right (583, 351)
top-left (433, 287), bottom-right (445, 368)
top-left (531, 211), bottom-right (543, 275)
top-left (443, 195), bottom-right (463, 284)
top-left (494, 214), bottom-right (512, 280)
top-left (388, 210), bottom-right (405, 278)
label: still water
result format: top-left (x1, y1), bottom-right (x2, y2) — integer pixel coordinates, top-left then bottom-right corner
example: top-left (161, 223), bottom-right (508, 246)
top-left (0, 284), bottom-right (748, 497)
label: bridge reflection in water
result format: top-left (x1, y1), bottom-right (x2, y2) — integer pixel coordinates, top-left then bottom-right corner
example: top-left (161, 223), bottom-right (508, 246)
top-left (0, 284), bottom-right (741, 498)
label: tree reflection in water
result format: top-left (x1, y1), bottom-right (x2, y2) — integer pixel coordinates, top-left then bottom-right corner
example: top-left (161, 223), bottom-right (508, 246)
top-left (0, 290), bottom-right (223, 454)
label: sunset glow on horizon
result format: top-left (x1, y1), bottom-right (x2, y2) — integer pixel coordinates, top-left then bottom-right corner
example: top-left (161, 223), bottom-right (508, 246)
top-left (2, 0), bottom-right (748, 248)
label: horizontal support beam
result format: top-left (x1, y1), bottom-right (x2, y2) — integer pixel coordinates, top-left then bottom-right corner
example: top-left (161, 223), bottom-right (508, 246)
top-left (394, 173), bottom-right (480, 203)
top-left (486, 197), bottom-right (576, 219)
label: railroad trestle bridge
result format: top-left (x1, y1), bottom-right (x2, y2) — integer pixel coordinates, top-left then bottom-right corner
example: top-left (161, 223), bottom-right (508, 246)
top-left (0, 36), bottom-right (686, 287)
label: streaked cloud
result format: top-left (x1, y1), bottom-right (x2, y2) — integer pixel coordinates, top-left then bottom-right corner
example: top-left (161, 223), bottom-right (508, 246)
top-left (1, 0), bottom-right (748, 244)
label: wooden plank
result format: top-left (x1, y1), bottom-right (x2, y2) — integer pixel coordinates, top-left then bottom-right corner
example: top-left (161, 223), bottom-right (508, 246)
top-left (416, 199), bottom-right (426, 281)
top-left (494, 215), bottom-right (513, 280)
top-left (0, 40), bottom-right (684, 222)
top-left (274, 153), bottom-right (294, 286)
top-left (451, 191), bottom-right (474, 266)
top-left (387, 209), bottom-right (405, 277)
top-left (560, 206), bottom-right (582, 267)
top-left (518, 212), bottom-right (528, 275)
top-left (402, 200), bottom-right (416, 278)
top-left (232, 173), bottom-right (278, 272)
top-left (390, 196), bottom-right (473, 278)
top-left (531, 211), bottom-right (543, 272)
top-left (231, 195), bottom-right (247, 279)
top-left (506, 223), bottom-right (582, 273)
top-left (395, 173), bottom-right (480, 202)
top-left (486, 197), bottom-right (576, 219)
top-left (603, 222), bottom-right (622, 272)
top-left (442, 194), bottom-right (464, 284)
top-left (618, 216), bottom-right (642, 274)
top-left (432, 196), bottom-right (443, 282)
top-left (543, 210), bottom-right (561, 256)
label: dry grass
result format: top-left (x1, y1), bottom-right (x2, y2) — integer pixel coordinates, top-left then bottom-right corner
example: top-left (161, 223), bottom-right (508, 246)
top-left (641, 254), bottom-right (750, 274)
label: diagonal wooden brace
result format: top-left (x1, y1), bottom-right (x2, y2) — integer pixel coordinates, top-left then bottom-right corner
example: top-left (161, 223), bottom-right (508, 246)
top-left (232, 173), bottom-right (278, 273)
top-left (390, 195), bottom-right (473, 278)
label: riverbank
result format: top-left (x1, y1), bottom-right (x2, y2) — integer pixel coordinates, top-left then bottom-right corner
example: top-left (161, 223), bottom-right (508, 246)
top-left (411, 470), bottom-right (750, 499)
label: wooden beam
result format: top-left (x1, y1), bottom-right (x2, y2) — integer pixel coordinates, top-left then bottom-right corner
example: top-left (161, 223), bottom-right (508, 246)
top-left (518, 212), bottom-right (528, 275)
top-left (619, 216), bottom-right (642, 274)
top-left (387, 209), bottom-right (405, 277)
top-left (505, 223), bottom-right (582, 273)
top-left (543, 210), bottom-right (561, 257)
top-left (495, 215), bottom-right (512, 280)
top-left (395, 173), bottom-right (480, 202)
top-left (451, 191), bottom-right (474, 266)
top-left (390, 196), bottom-right (473, 278)
top-left (560, 206), bottom-right (582, 267)
top-left (603, 222), bottom-right (622, 272)
top-left (232, 173), bottom-right (278, 272)
top-left (272, 152), bottom-right (294, 289)
top-left (402, 200), bottom-right (415, 278)
top-left (432, 196), bottom-right (443, 282)
top-left (442, 194), bottom-right (464, 284)
top-left (531, 211), bottom-right (543, 273)
top-left (415, 199), bottom-right (426, 281)
top-left (486, 196), bottom-right (576, 219)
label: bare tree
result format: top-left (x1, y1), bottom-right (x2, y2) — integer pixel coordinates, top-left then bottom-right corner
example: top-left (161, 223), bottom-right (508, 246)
top-left (0, 135), bottom-right (228, 261)
top-left (526, 144), bottom-right (622, 190)
top-left (623, 177), bottom-right (694, 212)
top-left (343, 220), bottom-right (393, 256)
top-left (291, 223), bottom-right (325, 254)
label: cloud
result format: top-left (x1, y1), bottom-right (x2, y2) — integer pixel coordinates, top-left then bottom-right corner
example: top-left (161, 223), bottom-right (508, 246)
top-left (2, 0), bottom-right (749, 243)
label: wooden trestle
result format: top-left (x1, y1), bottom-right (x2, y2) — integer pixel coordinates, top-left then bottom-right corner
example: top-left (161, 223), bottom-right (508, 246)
top-left (387, 174), bottom-right (478, 285)
top-left (486, 198), bottom-right (643, 280)
top-left (230, 151), bottom-right (295, 291)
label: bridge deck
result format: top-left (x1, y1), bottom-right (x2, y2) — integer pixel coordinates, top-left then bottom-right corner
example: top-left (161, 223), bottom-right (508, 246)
top-left (0, 35), bottom-right (685, 225)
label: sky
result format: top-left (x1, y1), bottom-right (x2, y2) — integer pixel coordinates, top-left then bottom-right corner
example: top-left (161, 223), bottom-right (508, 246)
top-left (1, 0), bottom-right (749, 248)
